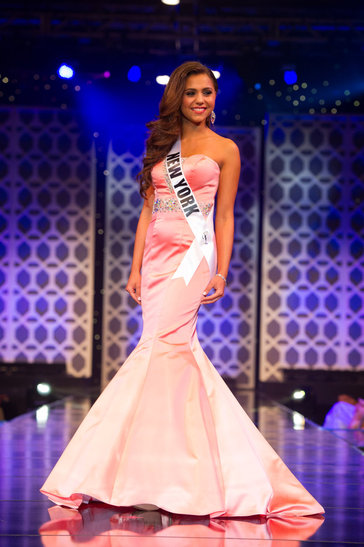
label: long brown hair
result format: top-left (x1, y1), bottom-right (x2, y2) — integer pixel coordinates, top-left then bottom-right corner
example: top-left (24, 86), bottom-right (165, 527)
top-left (138, 61), bottom-right (218, 198)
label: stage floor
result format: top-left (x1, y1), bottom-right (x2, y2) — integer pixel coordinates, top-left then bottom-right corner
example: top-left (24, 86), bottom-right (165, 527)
top-left (0, 390), bottom-right (363, 546)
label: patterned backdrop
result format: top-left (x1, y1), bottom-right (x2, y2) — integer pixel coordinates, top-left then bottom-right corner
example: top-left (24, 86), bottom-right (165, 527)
top-left (260, 114), bottom-right (364, 381)
top-left (101, 127), bottom-right (261, 388)
top-left (0, 108), bottom-right (95, 376)
top-left (2, 109), bottom-right (362, 384)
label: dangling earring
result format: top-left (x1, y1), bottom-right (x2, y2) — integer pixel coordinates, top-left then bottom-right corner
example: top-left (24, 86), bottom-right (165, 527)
top-left (210, 111), bottom-right (216, 125)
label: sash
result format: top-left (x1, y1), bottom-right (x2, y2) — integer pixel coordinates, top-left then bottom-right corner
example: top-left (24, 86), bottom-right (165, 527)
top-left (165, 138), bottom-right (216, 285)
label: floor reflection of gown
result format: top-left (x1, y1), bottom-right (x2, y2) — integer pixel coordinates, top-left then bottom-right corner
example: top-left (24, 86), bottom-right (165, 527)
top-left (39, 505), bottom-right (324, 546)
top-left (40, 155), bottom-right (324, 517)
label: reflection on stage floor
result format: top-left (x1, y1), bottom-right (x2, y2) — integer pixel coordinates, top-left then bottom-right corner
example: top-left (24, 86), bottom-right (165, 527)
top-left (0, 391), bottom-right (363, 546)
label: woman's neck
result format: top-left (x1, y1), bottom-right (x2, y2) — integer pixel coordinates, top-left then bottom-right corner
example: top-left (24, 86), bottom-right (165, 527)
top-left (181, 121), bottom-right (210, 142)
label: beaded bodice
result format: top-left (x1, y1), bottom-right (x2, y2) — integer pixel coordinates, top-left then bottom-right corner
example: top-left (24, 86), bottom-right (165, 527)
top-left (151, 154), bottom-right (220, 217)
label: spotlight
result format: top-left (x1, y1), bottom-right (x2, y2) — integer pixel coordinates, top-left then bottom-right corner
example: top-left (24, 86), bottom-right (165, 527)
top-left (58, 64), bottom-right (74, 79)
top-left (284, 70), bottom-right (298, 85)
top-left (212, 70), bottom-right (221, 79)
top-left (161, 0), bottom-right (180, 5)
top-left (128, 66), bottom-right (141, 82)
top-left (254, 83), bottom-right (261, 90)
top-left (37, 383), bottom-right (52, 396)
top-left (103, 71), bottom-right (111, 79)
top-left (156, 75), bottom-right (170, 85)
top-left (292, 389), bottom-right (306, 401)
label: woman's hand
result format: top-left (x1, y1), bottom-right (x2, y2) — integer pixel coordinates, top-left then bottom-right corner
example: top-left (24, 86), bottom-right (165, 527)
top-left (201, 275), bottom-right (226, 304)
top-left (125, 186), bottom-right (154, 306)
top-left (125, 271), bottom-right (142, 305)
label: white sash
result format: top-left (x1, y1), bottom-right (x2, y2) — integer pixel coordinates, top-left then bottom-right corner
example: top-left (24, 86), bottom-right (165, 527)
top-left (165, 138), bottom-right (216, 285)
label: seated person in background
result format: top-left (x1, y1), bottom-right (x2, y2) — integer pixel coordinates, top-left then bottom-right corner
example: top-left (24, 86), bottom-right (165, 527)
top-left (323, 395), bottom-right (364, 429)
top-left (349, 398), bottom-right (364, 429)
top-left (0, 394), bottom-right (10, 421)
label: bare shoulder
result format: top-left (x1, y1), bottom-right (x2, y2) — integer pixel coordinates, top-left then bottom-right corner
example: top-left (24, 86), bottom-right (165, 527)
top-left (210, 134), bottom-right (240, 166)
top-left (222, 137), bottom-right (240, 161)
top-left (214, 136), bottom-right (240, 202)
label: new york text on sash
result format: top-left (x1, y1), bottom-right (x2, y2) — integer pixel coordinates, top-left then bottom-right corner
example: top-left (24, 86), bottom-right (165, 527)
top-left (164, 139), bottom-right (216, 286)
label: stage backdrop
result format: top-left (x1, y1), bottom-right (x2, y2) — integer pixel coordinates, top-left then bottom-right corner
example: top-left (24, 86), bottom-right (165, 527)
top-left (2, 109), bottom-right (362, 384)
top-left (101, 127), bottom-right (262, 388)
top-left (0, 108), bottom-right (95, 376)
top-left (260, 113), bottom-right (364, 381)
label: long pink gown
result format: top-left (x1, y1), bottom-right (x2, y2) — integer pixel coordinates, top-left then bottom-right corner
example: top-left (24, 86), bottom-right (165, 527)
top-left (40, 154), bottom-right (324, 517)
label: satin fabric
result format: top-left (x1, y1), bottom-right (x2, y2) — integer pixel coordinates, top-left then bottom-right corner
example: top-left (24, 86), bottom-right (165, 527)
top-left (40, 155), bottom-right (324, 517)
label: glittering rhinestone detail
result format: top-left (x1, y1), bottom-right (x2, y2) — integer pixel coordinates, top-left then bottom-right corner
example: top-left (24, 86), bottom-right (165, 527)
top-left (198, 201), bottom-right (214, 216)
top-left (152, 197), bottom-right (213, 216)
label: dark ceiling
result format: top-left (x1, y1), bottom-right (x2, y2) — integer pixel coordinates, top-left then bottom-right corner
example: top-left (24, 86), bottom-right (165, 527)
top-left (1, 1), bottom-right (363, 124)
top-left (2, 0), bottom-right (364, 68)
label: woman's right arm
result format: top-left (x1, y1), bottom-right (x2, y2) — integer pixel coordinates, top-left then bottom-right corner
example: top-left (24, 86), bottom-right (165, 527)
top-left (125, 186), bottom-right (154, 304)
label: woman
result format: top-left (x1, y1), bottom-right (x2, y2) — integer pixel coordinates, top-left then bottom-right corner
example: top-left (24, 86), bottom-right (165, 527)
top-left (40, 62), bottom-right (324, 518)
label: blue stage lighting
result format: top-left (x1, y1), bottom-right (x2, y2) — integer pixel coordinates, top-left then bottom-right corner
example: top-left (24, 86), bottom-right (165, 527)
top-left (58, 64), bottom-right (74, 79)
top-left (284, 70), bottom-right (298, 85)
top-left (254, 83), bottom-right (261, 90)
top-left (128, 66), bottom-right (141, 82)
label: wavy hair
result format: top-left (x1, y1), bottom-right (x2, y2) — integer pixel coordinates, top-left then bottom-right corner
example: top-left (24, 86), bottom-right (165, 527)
top-left (138, 61), bottom-right (218, 198)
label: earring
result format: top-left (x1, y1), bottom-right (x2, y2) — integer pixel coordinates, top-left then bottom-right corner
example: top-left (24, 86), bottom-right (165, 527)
top-left (210, 111), bottom-right (216, 125)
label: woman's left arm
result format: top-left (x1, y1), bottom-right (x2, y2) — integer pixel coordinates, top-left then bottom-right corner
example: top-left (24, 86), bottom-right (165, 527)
top-left (202, 140), bottom-right (241, 304)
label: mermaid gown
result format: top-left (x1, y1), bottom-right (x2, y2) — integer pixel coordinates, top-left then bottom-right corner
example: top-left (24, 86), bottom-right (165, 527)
top-left (40, 154), bottom-right (324, 517)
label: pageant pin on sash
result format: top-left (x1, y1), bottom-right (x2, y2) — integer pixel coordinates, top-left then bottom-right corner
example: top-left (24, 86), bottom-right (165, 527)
top-left (165, 139), bottom-right (216, 285)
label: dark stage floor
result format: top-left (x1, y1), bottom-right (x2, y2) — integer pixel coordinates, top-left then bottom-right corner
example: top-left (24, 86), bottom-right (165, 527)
top-left (0, 391), bottom-right (363, 546)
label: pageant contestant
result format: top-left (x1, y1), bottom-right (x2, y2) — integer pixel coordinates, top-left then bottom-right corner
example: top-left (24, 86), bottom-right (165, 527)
top-left (41, 62), bottom-right (324, 518)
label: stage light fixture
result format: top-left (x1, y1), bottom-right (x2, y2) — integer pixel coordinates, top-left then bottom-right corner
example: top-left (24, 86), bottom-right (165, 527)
top-left (156, 75), bottom-right (170, 85)
top-left (103, 71), bottom-right (111, 79)
top-left (128, 66), bottom-right (141, 82)
top-left (212, 70), bottom-right (221, 79)
top-left (292, 389), bottom-right (306, 401)
top-left (254, 83), bottom-right (261, 90)
top-left (58, 64), bottom-right (74, 79)
top-left (284, 70), bottom-right (298, 85)
top-left (161, 0), bottom-right (180, 5)
top-left (37, 383), bottom-right (52, 396)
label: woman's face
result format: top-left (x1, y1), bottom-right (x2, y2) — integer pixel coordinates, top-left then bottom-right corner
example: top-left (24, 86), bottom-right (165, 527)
top-left (181, 73), bottom-right (216, 126)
